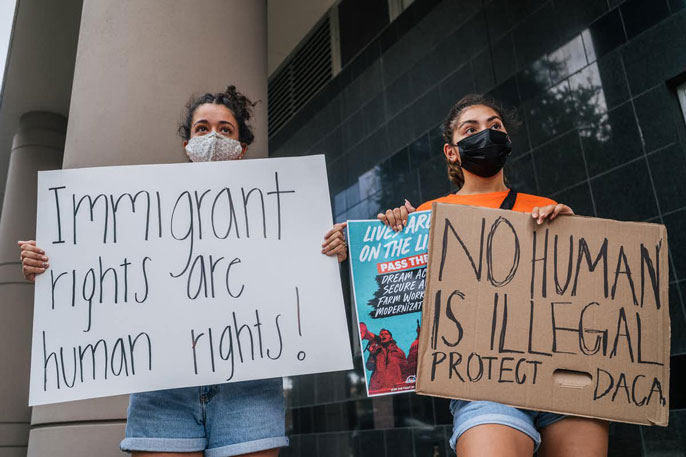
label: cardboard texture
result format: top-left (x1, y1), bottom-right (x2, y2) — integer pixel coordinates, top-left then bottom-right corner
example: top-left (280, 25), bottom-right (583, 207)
top-left (416, 203), bottom-right (670, 426)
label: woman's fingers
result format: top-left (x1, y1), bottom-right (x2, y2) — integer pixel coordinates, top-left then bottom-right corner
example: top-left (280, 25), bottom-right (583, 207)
top-left (392, 207), bottom-right (403, 231)
top-left (22, 264), bottom-right (45, 278)
top-left (322, 236), bottom-right (345, 255)
top-left (323, 237), bottom-right (344, 254)
top-left (18, 240), bottom-right (39, 249)
top-left (20, 250), bottom-right (48, 262)
top-left (542, 205), bottom-right (555, 224)
top-left (533, 204), bottom-right (574, 224)
top-left (538, 205), bottom-right (553, 224)
top-left (376, 200), bottom-right (421, 232)
top-left (385, 209), bottom-right (397, 229)
top-left (23, 269), bottom-right (36, 282)
top-left (330, 243), bottom-right (348, 262)
top-left (549, 203), bottom-right (574, 220)
top-left (23, 257), bottom-right (48, 268)
top-left (550, 204), bottom-right (564, 220)
top-left (323, 222), bottom-right (346, 240)
top-left (379, 202), bottom-right (415, 232)
top-left (324, 238), bottom-right (348, 262)
top-left (322, 230), bottom-right (343, 248)
top-left (532, 205), bottom-right (549, 224)
top-left (23, 264), bottom-right (45, 273)
top-left (19, 240), bottom-right (48, 280)
top-left (322, 222), bottom-right (348, 259)
top-left (322, 222), bottom-right (348, 257)
top-left (399, 205), bottom-right (409, 228)
top-left (19, 241), bottom-right (44, 255)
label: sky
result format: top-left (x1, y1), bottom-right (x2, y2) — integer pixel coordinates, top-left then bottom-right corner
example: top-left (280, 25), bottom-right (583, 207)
top-left (0, 0), bottom-right (15, 89)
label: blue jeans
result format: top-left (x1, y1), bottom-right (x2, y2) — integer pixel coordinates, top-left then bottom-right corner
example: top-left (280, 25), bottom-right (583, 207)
top-left (449, 400), bottom-right (567, 453)
top-left (121, 378), bottom-right (288, 456)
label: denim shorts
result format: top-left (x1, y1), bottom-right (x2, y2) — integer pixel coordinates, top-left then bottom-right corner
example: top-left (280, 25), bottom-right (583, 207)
top-left (120, 377), bottom-right (288, 457)
top-left (449, 400), bottom-right (567, 453)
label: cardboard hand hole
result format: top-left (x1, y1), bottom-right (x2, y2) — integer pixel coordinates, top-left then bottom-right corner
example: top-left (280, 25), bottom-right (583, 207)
top-left (553, 369), bottom-right (592, 388)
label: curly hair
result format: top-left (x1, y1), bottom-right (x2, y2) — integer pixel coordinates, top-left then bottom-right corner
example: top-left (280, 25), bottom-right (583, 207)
top-left (441, 94), bottom-right (520, 188)
top-left (178, 85), bottom-right (258, 144)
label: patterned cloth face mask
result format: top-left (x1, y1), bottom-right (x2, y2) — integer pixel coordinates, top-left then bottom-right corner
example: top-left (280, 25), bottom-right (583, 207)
top-left (185, 132), bottom-right (244, 162)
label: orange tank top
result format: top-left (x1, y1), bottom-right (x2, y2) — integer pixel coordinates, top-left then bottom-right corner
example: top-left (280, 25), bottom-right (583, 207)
top-left (415, 191), bottom-right (556, 213)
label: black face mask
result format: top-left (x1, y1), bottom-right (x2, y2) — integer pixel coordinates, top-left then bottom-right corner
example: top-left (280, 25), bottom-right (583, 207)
top-left (455, 128), bottom-right (512, 178)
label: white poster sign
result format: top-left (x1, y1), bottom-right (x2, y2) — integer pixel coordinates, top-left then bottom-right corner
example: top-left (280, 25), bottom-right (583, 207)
top-left (30, 155), bottom-right (352, 405)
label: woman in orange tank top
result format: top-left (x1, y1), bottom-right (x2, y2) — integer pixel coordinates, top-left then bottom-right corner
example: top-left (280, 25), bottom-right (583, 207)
top-left (325, 94), bottom-right (609, 457)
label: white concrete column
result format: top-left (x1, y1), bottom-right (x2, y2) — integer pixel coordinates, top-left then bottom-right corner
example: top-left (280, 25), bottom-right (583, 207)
top-left (62, 0), bottom-right (268, 168)
top-left (0, 112), bottom-right (66, 457)
top-left (28, 1), bottom-right (267, 456)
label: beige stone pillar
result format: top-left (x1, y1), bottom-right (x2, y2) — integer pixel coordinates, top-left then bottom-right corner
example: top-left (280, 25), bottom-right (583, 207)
top-left (62, 0), bottom-right (268, 168)
top-left (0, 112), bottom-right (66, 457)
top-left (28, 1), bottom-right (267, 456)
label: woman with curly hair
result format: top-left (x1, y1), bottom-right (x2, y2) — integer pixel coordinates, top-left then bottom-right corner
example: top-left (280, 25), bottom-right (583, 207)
top-left (19, 85), bottom-right (291, 457)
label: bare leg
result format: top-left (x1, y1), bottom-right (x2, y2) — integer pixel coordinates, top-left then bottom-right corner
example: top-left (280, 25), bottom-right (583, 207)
top-left (131, 448), bottom-right (280, 457)
top-left (456, 424), bottom-right (534, 457)
top-left (538, 417), bottom-right (609, 457)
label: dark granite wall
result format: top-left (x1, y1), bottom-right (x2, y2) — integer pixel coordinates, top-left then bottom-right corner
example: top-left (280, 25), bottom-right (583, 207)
top-left (270, 0), bottom-right (686, 455)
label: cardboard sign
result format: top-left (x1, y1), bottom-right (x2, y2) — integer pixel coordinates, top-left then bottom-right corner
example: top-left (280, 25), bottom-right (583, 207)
top-left (347, 211), bottom-right (431, 396)
top-left (416, 203), bottom-right (670, 426)
top-left (30, 155), bottom-right (353, 405)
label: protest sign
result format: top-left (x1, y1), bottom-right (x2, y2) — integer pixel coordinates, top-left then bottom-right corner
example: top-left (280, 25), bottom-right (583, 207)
top-left (29, 155), bottom-right (353, 405)
top-left (416, 203), bottom-right (670, 426)
top-left (347, 211), bottom-right (430, 396)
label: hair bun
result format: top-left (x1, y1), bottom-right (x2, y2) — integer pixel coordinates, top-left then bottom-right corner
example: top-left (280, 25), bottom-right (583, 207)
top-left (178, 84), bottom-right (259, 144)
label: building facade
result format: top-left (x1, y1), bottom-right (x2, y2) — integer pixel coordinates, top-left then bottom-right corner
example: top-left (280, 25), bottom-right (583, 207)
top-left (270, 0), bottom-right (686, 456)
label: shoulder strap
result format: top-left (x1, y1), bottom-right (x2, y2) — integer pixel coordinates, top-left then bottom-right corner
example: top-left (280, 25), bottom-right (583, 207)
top-left (499, 188), bottom-right (518, 210)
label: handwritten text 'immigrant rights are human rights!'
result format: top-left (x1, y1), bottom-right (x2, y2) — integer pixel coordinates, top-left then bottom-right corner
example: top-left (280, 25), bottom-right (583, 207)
top-left (29, 156), bottom-right (352, 406)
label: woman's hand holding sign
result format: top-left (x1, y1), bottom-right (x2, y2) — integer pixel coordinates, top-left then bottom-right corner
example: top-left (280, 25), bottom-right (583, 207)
top-left (531, 203), bottom-right (574, 224)
top-left (322, 222), bottom-right (348, 262)
top-left (18, 240), bottom-right (48, 282)
top-left (377, 200), bottom-right (416, 232)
